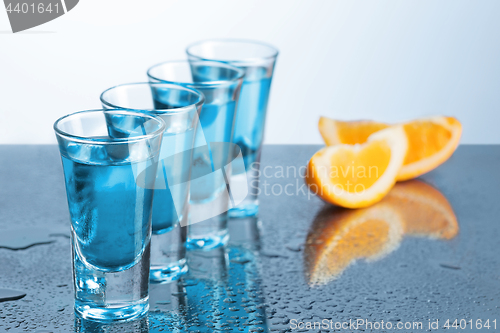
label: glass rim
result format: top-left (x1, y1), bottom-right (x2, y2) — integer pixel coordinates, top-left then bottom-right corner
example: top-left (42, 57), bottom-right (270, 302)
top-left (186, 38), bottom-right (279, 63)
top-left (100, 82), bottom-right (205, 114)
top-left (147, 60), bottom-right (245, 87)
top-left (53, 109), bottom-right (166, 145)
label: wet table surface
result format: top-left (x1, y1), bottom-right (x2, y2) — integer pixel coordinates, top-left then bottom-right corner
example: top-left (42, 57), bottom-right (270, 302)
top-left (0, 145), bottom-right (499, 333)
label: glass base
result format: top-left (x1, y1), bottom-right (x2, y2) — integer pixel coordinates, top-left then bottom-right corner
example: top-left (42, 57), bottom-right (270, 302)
top-left (150, 261), bottom-right (188, 284)
top-left (186, 231), bottom-right (229, 251)
top-left (228, 203), bottom-right (259, 218)
top-left (75, 298), bottom-right (148, 322)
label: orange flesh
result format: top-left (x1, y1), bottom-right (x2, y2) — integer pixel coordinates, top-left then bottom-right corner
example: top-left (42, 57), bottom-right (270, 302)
top-left (403, 122), bottom-right (452, 165)
top-left (319, 117), bottom-right (461, 179)
top-left (337, 121), bottom-right (388, 145)
top-left (328, 142), bottom-right (391, 192)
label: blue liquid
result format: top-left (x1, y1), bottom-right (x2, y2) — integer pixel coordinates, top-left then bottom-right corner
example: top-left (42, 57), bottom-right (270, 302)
top-left (191, 97), bottom-right (237, 203)
top-left (152, 129), bottom-right (195, 233)
top-left (198, 102), bottom-right (236, 144)
top-left (151, 186), bottom-right (177, 233)
top-left (149, 65), bottom-right (240, 205)
top-left (62, 156), bottom-right (156, 272)
top-left (232, 76), bottom-right (272, 174)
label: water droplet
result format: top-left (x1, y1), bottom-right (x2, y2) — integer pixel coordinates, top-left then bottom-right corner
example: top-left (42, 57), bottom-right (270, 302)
top-left (439, 263), bottom-right (461, 270)
top-left (0, 229), bottom-right (54, 250)
top-left (0, 289), bottom-right (26, 303)
top-left (171, 292), bottom-right (187, 297)
top-left (230, 257), bottom-right (251, 264)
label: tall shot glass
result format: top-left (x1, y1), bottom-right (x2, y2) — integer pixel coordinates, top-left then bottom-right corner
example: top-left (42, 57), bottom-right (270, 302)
top-left (100, 83), bottom-right (204, 283)
top-left (147, 60), bottom-right (244, 251)
top-left (54, 109), bottom-right (165, 321)
top-left (186, 39), bottom-right (278, 218)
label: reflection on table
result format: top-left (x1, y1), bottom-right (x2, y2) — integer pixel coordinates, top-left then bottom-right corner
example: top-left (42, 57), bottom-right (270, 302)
top-left (304, 180), bottom-right (459, 286)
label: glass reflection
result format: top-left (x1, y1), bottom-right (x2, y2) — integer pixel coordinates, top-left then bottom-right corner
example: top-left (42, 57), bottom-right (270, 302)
top-left (182, 217), bottom-right (268, 332)
top-left (304, 180), bottom-right (459, 286)
top-left (75, 218), bottom-right (267, 332)
top-left (74, 314), bottom-right (149, 332)
top-left (148, 279), bottom-right (187, 332)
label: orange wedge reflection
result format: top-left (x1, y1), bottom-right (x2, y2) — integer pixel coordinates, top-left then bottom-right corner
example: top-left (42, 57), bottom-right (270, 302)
top-left (304, 180), bottom-right (459, 286)
top-left (385, 180), bottom-right (459, 239)
top-left (304, 203), bottom-right (404, 286)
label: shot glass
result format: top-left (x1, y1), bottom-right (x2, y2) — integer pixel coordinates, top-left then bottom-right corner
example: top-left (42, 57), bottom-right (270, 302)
top-left (100, 83), bottom-right (204, 283)
top-left (147, 60), bottom-right (244, 250)
top-left (186, 39), bottom-right (279, 218)
top-left (54, 109), bottom-right (165, 321)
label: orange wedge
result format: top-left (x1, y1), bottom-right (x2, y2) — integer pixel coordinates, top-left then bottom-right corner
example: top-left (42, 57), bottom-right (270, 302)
top-left (304, 203), bottom-right (404, 286)
top-left (319, 117), bottom-right (389, 145)
top-left (318, 116), bottom-right (462, 181)
top-left (385, 180), bottom-right (459, 239)
top-left (398, 117), bottom-right (462, 180)
top-left (306, 126), bottom-right (408, 208)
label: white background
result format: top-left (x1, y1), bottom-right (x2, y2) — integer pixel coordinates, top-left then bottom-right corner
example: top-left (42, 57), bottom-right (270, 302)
top-left (1, 0), bottom-right (499, 144)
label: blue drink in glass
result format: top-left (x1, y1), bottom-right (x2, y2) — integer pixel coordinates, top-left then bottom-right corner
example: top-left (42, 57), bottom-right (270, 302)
top-left (62, 158), bottom-right (154, 271)
top-left (186, 39), bottom-right (278, 217)
top-left (101, 83), bottom-right (204, 282)
top-left (232, 75), bottom-right (273, 172)
top-left (150, 131), bottom-right (194, 234)
top-left (148, 60), bottom-right (244, 250)
top-left (55, 110), bottom-right (165, 321)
